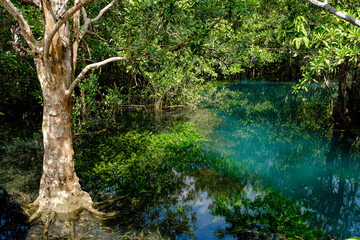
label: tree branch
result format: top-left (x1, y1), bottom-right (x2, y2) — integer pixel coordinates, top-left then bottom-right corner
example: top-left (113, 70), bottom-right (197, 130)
top-left (17, 0), bottom-right (42, 11)
top-left (0, 0), bottom-right (39, 50)
top-left (75, 0), bottom-right (117, 41)
top-left (168, 42), bottom-right (188, 52)
top-left (91, 0), bottom-right (117, 23)
top-left (308, 0), bottom-right (360, 27)
top-left (44, 0), bottom-right (94, 54)
top-left (43, 0), bottom-right (94, 86)
top-left (7, 40), bottom-right (35, 55)
top-left (70, 0), bottom-right (117, 83)
top-left (66, 56), bottom-right (133, 97)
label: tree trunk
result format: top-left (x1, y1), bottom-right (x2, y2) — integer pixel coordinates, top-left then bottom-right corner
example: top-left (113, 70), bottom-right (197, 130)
top-left (323, 74), bottom-right (334, 117)
top-left (335, 65), bottom-right (349, 123)
top-left (29, 57), bottom-right (94, 223)
top-left (38, 89), bottom-right (88, 211)
top-left (347, 64), bottom-right (360, 124)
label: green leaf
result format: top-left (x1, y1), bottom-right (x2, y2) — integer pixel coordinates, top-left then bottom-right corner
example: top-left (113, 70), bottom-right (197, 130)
top-left (303, 37), bottom-right (309, 48)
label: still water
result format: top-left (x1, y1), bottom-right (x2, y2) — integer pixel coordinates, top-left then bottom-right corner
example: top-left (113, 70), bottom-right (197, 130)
top-left (202, 80), bottom-right (360, 239)
top-left (1, 80), bottom-right (360, 239)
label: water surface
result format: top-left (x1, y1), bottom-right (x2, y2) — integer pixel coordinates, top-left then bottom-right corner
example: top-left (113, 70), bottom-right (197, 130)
top-left (203, 80), bottom-right (360, 238)
top-left (1, 80), bottom-right (360, 239)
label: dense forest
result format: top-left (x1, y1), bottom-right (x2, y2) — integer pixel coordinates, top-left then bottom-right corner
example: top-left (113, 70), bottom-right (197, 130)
top-left (1, 0), bottom-right (360, 239)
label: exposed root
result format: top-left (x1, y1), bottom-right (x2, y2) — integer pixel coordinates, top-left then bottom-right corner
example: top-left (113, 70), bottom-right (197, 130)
top-left (19, 189), bottom-right (121, 239)
top-left (28, 207), bottom-right (43, 222)
top-left (84, 205), bottom-right (115, 219)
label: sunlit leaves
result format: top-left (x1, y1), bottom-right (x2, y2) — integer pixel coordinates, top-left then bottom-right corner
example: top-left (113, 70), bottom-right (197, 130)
top-left (298, 2), bottom-right (360, 89)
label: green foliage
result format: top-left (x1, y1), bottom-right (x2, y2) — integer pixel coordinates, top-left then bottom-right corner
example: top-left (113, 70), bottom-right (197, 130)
top-left (211, 188), bottom-right (326, 239)
top-left (72, 70), bottom-right (131, 133)
top-left (74, 122), bottom-right (205, 198)
top-left (0, 6), bottom-right (42, 129)
top-left (203, 82), bottom-right (330, 133)
top-left (299, 10), bottom-right (360, 87)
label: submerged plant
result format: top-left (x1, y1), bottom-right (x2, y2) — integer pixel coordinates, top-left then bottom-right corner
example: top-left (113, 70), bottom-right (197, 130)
top-left (210, 187), bottom-right (326, 240)
top-left (74, 122), bottom-right (205, 198)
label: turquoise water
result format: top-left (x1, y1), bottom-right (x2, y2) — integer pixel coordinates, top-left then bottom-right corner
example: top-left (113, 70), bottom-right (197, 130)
top-left (204, 80), bottom-right (360, 238)
top-left (1, 80), bottom-right (360, 239)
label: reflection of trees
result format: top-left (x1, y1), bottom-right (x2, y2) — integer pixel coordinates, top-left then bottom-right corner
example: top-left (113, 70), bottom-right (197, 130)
top-left (0, 187), bottom-right (29, 240)
top-left (188, 168), bottom-right (244, 199)
top-left (82, 174), bottom-right (198, 240)
top-left (96, 168), bottom-right (240, 239)
top-left (220, 123), bottom-right (360, 239)
top-left (206, 81), bottom-right (360, 238)
top-left (306, 128), bottom-right (360, 238)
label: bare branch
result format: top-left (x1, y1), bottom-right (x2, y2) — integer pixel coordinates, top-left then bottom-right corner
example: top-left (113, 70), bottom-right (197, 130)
top-left (78, 7), bottom-right (91, 39)
top-left (0, 0), bottom-right (39, 50)
top-left (76, 0), bottom-right (117, 41)
top-left (7, 40), bottom-right (35, 55)
top-left (44, 0), bottom-right (94, 53)
top-left (66, 56), bottom-right (133, 97)
top-left (168, 42), bottom-right (188, 52)
top-left (70, 0), bottom-right (117, 83)
top-left (88, 31), bottom-right (107, 41)
top-left (90, 0), bottom-right (117, 23)
top-left (308, 0), bottom-right (360, 27)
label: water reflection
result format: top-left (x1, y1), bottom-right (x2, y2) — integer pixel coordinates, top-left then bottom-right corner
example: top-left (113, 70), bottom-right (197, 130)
top-left (206, 81), bottom-right (360, 239)
top-left (306, 128), bottom-right (360, 238)
top-left (97, 168), bottom-right (238, 239)
top-left (2, 81), bottom-right (360, 239)
top-left (0, 133), bottom-right (237, 239)
top-left (0, 187), bottom-right (29, 240)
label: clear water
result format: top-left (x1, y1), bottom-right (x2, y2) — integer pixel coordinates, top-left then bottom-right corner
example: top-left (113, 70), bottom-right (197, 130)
top-left (203, 80), bottom-right (360, 239)
top-left (1, 80), bottom-right (360, 239)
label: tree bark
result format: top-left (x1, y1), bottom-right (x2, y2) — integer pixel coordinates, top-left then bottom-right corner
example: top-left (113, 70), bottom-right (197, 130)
top-left (29, 56), bottom-right (94, 222)
top-left (323, 74), bottom-right (334, 117)
top-left (1, 0), bottom-right (124, 229)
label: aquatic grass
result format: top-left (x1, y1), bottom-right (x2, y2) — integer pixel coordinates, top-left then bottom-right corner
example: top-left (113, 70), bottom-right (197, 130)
top-left (74, 122), bottom-right (206, 198)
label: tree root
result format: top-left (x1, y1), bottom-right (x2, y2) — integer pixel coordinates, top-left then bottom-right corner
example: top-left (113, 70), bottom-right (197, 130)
top-left (28, 206), bottom-right (43, 222)
top-left (16, 190), bottom-right (118, 239)
top-left (84, 205), bottom-right (116, 220)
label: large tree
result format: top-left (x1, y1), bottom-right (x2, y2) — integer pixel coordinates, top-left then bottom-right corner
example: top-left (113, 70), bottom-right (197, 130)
top-left (1, 0), bottom-right (245, 237)
top-left (0, 0), bottom-right (129, 225)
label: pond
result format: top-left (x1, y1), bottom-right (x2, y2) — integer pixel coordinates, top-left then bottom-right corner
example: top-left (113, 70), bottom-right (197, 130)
top-left (1, 80), bottom-right (359, 239)
top-left (202, 80), bottom-right (360, 239)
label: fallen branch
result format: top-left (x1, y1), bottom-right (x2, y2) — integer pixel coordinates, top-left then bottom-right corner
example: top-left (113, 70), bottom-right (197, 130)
top-left (162, 105), bottom-right (185, 109)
